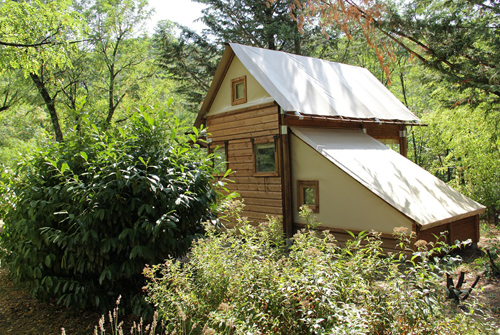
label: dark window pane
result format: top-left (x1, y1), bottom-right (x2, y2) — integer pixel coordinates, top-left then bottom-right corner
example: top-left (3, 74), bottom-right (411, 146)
top-left (255, 142), bottom-right (276, 172)
top-left (213, 147), bottom-right (226, 174)
top-left (303, 187), bottom-right (315, 206)
top-left (235, 82), bottom-right (245, 100)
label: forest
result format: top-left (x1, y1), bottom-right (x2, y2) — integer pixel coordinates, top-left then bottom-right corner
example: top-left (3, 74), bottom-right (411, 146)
top-left (0, 0), bottom-right (499, 333)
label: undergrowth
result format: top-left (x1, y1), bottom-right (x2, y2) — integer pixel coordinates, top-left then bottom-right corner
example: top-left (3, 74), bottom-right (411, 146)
top-left (135, 203), bottom-right (497, 334)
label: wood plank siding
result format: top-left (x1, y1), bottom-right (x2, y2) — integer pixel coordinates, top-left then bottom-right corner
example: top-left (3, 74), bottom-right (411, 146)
top-left (418, 215), bottom-right (480, 244)
top-left (207, 103), bottom-right (283, 224)
top-left (294, 224), bottom-right (404, 253)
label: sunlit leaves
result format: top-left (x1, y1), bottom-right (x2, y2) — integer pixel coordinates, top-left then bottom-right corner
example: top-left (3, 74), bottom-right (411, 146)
top-left (0, 0), bottom-right (83, 76)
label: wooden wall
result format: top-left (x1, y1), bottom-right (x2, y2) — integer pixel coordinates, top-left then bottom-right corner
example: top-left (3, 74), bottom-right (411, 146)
top-left (296, 214), bottom-right (480, 253)
top-left (207, 103), bottom-right (282, 223)
top-left (418, 215), bottom-right (480, 244)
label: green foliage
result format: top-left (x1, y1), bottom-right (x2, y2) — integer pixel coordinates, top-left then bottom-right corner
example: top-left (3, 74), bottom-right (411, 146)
top-left (144, 204), bottom-right (497, 334)
top-left (0, 106), bottom-right (50, 166)
top-left (1, 106), bottom-right (218, 315)
top-left (153, 0), bottom-right (340, 113)
top-left (379, 0), bottom-right (500, 100)
top-left (421, 103), bottom-right (500, 210)
top-left (86, 0), bottom-right (154, 125)
top-left (0, 0), bottom-right (82, 76)
top-left (474, 223), bottom-right (500, 278)
top-left (153, 22), bottom-right (222, 113)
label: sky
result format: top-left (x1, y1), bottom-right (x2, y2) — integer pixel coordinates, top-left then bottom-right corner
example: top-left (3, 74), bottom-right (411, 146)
top-left (146, 0), bottom-right (208, 34)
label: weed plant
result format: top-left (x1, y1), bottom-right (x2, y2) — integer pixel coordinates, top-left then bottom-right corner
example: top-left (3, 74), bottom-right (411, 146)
top-left (142, 203), bottom-right (497, 334)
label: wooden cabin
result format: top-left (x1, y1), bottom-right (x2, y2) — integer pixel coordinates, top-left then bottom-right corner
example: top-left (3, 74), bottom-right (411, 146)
top-left (194, 43), bottom-right (485, 250)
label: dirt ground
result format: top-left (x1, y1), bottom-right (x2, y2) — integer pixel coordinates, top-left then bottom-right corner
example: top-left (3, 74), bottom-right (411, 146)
top-left (0, 267), bottom-right (102, 335)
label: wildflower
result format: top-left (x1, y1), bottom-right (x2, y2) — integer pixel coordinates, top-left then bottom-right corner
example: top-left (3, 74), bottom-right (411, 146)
top-left (305, 247), bottom-right (321, 256)
top-left (202, 327), bottom-right (216, 335)
top-left (414, 239), bottom-right (428, 251)
top-left (218, 302), bottom-right (231, 312)
top-left (393, 227), bottom-right (409, 235)
top-left (99, 315), bottom-right (105, 333)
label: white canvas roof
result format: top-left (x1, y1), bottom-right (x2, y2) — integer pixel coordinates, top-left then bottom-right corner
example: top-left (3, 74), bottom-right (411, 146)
top-left (230, 43), bottom-right (420, 122)
top-left (291, 127), bottom-right (485, 228)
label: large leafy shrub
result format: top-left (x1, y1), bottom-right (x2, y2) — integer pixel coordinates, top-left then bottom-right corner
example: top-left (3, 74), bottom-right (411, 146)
top-left (1, 107), bottom-right (218, 314)
top-left (144, 204), bottom-right (497, 334)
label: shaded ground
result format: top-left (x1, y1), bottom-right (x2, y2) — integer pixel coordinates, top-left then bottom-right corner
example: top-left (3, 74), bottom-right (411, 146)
top-left (0, 267), bottom-right (103, 334)
top-left (458, 222), bottom-right (500, 316)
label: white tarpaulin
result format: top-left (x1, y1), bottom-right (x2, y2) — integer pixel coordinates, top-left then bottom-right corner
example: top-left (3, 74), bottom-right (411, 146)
top-left (230, 43), bottom-right (420, 122)
top-left (291, 127), bottom-right (485, 228)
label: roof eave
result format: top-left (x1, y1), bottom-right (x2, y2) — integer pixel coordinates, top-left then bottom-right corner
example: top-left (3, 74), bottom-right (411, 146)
top-left (284, 112), bottom-right (422, 126)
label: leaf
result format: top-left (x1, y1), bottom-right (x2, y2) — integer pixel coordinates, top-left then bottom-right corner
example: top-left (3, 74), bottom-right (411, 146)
top-left (60, 162), bottom-right (69, 174)
top-left (130, 245), bottom-right (142, 259)
top-left (45, 255), bottom-right (52, 267)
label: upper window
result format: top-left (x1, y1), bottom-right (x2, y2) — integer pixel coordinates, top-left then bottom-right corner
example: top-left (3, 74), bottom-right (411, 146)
top-left (231, 76), bottom-right (247, 106)
top-left (297, 180), bottom-right (319, 213)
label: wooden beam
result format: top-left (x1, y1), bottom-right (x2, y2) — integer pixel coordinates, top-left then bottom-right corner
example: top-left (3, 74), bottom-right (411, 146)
top-left (399, 125), bottom-right (408, 157)
top-left (281, 126), bottom-right (293, 238)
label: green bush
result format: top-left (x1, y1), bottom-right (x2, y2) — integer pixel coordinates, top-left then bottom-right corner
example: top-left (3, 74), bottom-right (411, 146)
top-left (144, 204), bottom-right (497, 334)
top-left (1, 107), bottom-right (218, 315)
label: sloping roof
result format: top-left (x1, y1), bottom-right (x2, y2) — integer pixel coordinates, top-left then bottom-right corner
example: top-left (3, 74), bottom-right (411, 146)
top-left (196, 43), bottom-right (420, 127)
top-left (291, 127), bottom-right (485, 229)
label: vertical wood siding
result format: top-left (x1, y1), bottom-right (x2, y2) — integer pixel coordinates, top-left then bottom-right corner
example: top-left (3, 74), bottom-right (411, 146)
top-left (418, 215), bottom-right (480, 244)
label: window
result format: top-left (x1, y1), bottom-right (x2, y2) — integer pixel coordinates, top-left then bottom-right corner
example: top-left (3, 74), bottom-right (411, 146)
top-left (231, 76), bottom-right (247, 105)
top-left (297, 180), bottom-right (319, 213)
top-left (209, 142), bottom-right (228, 175)
top-left (254, 140), bottom-right (277, 175)
top-left (378, 138), bottom-right (400, 153)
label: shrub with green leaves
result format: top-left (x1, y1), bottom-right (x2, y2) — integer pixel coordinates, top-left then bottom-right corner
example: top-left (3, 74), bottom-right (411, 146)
top-left (144, 204), bottom-right (497, 334)
top-left (1, 107), bottom-right (218, 315)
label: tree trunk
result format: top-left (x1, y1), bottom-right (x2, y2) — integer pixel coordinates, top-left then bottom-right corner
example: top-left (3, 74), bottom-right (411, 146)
top-left (30, 72), bottom-right (64, 142)
top-left (105, 64), bottom-right (115, 127)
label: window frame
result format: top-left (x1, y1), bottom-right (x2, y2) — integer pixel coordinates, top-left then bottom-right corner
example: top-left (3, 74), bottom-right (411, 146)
top-left (297, 180), bottom-right (319, 213)
top-left (252, 137), bottom-right (279, 177)
top-left (208, 141), bottom-right (228, 176)
top-left (231, 76), bottom-right (247, 106)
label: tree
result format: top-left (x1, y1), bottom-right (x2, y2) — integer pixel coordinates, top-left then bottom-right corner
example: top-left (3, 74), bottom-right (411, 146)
top-left (198, 0), bottom-right (313, 53)
top-left (154, 22), bottom-right (223, 112)
top-left (0, 69), bottom-right (25, 112)
top-left (0, 0), bottom-right (84, 142)
top-left (154, 0), bottom-right (340, 112)
top-left (0, 0), bottom-right (82, 75)
top-left (87, 0), bottom-right (155, 127)
top-left (1, 0), bottom-right (158, 141)
top-left (291, 0), bottom-right (500, 100)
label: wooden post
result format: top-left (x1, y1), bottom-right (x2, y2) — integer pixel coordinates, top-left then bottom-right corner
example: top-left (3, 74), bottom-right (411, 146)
top-left (280, 119), bottom-right (293, 238)
top-left (399, 126), bottom-right (408, 157)
top-left (475, 214), bottom-right (480, 244)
